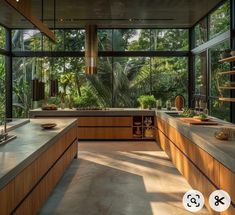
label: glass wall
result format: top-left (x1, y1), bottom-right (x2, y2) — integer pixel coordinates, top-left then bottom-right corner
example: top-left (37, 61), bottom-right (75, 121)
top-left (193, 0), bottom-right (231, 121)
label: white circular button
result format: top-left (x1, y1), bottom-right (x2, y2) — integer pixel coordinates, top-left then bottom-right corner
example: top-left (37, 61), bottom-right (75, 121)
top-left (183, 190), bottom-right (205, 212)
top-left (209, 190), bottom-right (231, 212)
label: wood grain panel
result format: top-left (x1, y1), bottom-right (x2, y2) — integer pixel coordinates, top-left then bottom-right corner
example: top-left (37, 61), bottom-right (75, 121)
top-left (78, 127), bottom-right (132, 139)
top-left (219, 164), bottom-right (235, 204)
top-left (78, 117), bottom-right (132, 127)
top-left (0, 180), bottom-right (14, 215)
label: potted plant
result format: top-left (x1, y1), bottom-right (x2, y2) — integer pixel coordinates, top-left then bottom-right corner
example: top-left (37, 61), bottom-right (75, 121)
top-left (137, 95), bottom-right (156, 109)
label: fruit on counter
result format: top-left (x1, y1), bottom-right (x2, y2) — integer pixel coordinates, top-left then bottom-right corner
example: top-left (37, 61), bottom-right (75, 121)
top-left (41, 104), bottom-right (58, 110)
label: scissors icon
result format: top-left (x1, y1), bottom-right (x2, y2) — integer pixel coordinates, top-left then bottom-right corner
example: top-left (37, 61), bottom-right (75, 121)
top-left (214, 195), bottom-right (225, 206)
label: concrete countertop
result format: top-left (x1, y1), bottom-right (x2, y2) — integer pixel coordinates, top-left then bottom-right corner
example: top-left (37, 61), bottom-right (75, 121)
top-left (29, 108), bottom-right (156, 117)
top-left (156, 111), bottom-right (235, 173)
top-left (0, 118), bottom-right (78, 189)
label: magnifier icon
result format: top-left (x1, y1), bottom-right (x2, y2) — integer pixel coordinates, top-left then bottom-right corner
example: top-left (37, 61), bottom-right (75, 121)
top-left (191, 198), bottom-right (197, 204)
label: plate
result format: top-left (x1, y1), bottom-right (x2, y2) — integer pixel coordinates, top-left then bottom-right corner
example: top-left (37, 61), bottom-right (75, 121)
top-left (41, 123), bottom-right (57, 129)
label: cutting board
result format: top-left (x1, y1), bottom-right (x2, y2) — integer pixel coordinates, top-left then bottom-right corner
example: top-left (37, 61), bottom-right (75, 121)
top-left (178, 117), bottom-right (218, 125)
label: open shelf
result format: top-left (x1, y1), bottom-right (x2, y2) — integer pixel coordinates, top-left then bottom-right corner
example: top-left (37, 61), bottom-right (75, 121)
top-left (219, 86), bottom-right (235, 90)
top-left (219, 98), bottom-right (235, 102)
top-left (218, 70), bottom-right (235, 75)
top-left (219, 56), bottom-right (235, 63)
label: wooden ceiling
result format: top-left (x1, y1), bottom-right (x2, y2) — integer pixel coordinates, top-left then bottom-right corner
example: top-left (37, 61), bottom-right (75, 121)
top-left (0, 0), bottom-right (224, 29)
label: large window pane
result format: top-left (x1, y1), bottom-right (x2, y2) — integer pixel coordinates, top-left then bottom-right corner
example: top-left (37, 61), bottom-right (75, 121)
top-left (151, 57), bottom-right (188, 105)
top-left (194, 52), bottom-right (207, 96)
top-left (12, 57), bottom-right (33, 118)
top-left (209, 40), bottom-right (230, 98)
top-left (113, 57), bottom-right (151, 107)
top-left (64, 29), bottom-right (85, 51)
top-left (98, 29), bottom-right (112, 51)
top-left (113, 29), bottom-right (150, 51)
top-left (209, 1), bottom-right (230, 40)
top-left (12, 30), bottom-right (42, 51)
top-left (43, 30), bottom-right (64, 51)
top-left (0, 26), bottom-right (6, 49)
top-left (210, 99), bottom-right (230, 122)
top-left (194, 18), bottom-right (207, 47)
top-left (0, 55), bottom-right (5, 124)
top-left (151, 29), bottom-right (189, 51)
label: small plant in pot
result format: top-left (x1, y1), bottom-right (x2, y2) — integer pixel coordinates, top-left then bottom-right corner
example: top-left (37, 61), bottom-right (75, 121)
top-left (137, 95), bottom-right (156, 109)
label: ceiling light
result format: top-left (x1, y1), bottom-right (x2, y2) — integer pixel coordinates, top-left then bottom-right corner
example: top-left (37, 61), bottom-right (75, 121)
top-left (16, 0), bottom-right (20, 2)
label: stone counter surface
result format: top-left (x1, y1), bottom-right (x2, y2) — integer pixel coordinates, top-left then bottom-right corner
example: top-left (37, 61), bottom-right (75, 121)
top-left (29, 108), bottom-right (155, 117)
top-left (156, 111), bottom-right (235, 173)
top-left (0, 118), bottom-right (77, 189)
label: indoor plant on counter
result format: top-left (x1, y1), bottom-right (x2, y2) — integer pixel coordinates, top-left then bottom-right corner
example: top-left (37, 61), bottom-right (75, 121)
top-left (137, 95), bottom-right (156, 109)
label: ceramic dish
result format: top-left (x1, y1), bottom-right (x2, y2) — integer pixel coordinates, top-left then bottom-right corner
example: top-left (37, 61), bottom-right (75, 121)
top-left (41, 123), bottom-right (57, 129)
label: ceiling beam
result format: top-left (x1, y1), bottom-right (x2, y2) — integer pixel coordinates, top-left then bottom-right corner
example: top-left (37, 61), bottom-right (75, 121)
top-left (4, 0), bottom-right (55, 42)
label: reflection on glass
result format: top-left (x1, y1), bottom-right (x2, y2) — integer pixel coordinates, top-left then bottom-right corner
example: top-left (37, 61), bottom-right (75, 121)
top-left (195, 52), bottom-right (207, 96)
top-left (209, 1), bottom-right (230, 40)
top-left (151, 29), bottom-right (189, 51)
top-left (209, 40), bottom-right (230, 98)
top-left (12, 30), bottom-right (42, 51)
top-left (0, 26), bottom-right (6, 49)
top-left (151, 57), bottom-right (188, 105)
top-left (209, 99), bottom-right (230, 121)
top-left (0, 55), bottom-right (5, 125)
top-left (194, 18), bottom-right (207, 47)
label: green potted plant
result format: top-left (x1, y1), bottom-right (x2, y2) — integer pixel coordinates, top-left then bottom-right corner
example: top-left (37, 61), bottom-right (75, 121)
top-left (137, 95), bottom-right (156, 109)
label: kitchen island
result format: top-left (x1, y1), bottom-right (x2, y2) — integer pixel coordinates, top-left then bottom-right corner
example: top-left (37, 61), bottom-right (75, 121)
top-left (155, 111), bottom-right (235, 215)
top-left (0, 118), bottom-right (78, 215)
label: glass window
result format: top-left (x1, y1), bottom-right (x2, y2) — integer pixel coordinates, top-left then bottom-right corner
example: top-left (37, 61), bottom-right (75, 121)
top-left (209, 1), bottom-right (230, 40)
top-left (98, 29), bottom-right (112, 51)
top-left (113, 57), bottom-right (151, 107)
top-left (151, 29), bottom-right (189, 51)
top-left (64, 29), bottom-right (85, 51)
top-left (151, 57), bottom-right (188, 105)
top-left (194, 52), bottom-right (207, 96)
top-left (43, 30), bottom-right (64, 51)
top-left (0, 55), bottom-right (5, 124)
top-left (113, 29), bottom-right (150, 51)
top-left (209, 40), bottom-right (230, 98)
top-left (12, 30), bottom-right (42, 51)
top-left (0, 26), bottom-right (6, 49)
top-left (194, 18), bottom-right (208, 47)
top-left (12, 57), bottom-right (33, 118)
top-left (210, 99), bottom-right (230, 122)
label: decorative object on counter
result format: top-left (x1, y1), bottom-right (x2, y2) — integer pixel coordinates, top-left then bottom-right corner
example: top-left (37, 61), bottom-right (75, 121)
top-left (215, 127), bottom-right (235, 140)
top-left (221, 49), bottom-right (231, 59)
top-left (230, 50), bottom-right (235, 56)
top-left (166, 100), bottom-right (172, 110)
top-left (179, 108), bottom-right (196, 117)
top-left (76, 107), bottom-right (104, 110)
top-left (193, 113), bottom-right (209, 121)
top-left (137, 95), bottom-right (156, 109)
top-left (156, 99), bottom-right (162, 110)
top-left (41, 104), bottom-right (58, 110)
top-left (179, 117), bottom-right (218, 125)
top-left (175, 95), bottom-right (184, 111)
top-left (40, 123), bottom-right (57, 129)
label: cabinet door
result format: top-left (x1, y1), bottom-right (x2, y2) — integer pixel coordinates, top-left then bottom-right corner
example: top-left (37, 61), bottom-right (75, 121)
top-left (78, 117), bottom-right (132, 126)
top-left (78, 127), bottom-right (132, 139)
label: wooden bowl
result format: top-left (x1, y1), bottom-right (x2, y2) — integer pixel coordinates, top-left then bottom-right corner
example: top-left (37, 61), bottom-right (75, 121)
top-left (41, 123), bottom-right (57, 129)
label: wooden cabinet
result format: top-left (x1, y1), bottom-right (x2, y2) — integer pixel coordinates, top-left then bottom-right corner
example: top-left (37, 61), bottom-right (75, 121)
top-left (156, 116), bottom-right (235, 215)
top-left (0, 124), bottom-right (78, 215)
top-left (78, 116), bottom-right (132, 127)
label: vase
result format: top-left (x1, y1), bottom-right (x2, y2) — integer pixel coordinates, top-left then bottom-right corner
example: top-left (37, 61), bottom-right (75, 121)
top-left (175, 95), bottom-right (184, 111)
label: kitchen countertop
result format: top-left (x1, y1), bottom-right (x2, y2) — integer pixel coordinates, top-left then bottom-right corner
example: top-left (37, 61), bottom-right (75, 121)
top-left (0, 118), bottom-right (77, 189)
top-left (29, 108), bottom-right (156, 117)
top-left (156, 111), bottom-right (235, 173)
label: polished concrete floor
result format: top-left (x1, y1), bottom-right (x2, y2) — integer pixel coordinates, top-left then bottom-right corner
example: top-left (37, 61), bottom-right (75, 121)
top-left (39, 141), bottom-right (209, 215)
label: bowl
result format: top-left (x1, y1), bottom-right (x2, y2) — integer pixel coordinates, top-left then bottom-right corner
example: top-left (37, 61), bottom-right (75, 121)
top-left (41, 123), bottom-right (57, 129)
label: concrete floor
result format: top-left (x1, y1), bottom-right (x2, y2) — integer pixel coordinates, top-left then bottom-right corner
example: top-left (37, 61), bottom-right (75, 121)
top-left (39, 141), bottom-right (209, 215)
